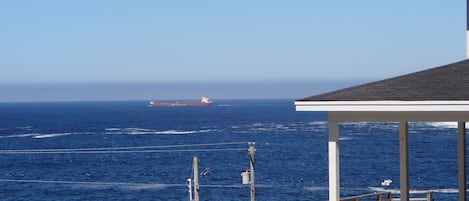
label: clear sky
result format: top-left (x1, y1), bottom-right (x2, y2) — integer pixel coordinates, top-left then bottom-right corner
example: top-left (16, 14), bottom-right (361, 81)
top-left (0, 1), bottom-right (466, 101)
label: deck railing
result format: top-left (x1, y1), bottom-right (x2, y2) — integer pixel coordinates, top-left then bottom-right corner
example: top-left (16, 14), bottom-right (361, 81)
top-left (340, 192), bottom-right (392, 201)
top-left (391, 191), bottom-right (434, 201)
top-left (340, 191), bottom-right (434, 201)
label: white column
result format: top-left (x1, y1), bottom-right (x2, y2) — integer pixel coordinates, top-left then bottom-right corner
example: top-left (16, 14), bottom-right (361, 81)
top-left (329, 121), bottom-right (340, 201)
top-left (458, 122), bottom-right (467, 201)
top-left (399, 121), bottom-right (409, 201)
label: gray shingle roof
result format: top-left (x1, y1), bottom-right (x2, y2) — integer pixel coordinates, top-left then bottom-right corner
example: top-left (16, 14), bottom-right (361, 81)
top-left (298, 59), bottom-right (469, 101)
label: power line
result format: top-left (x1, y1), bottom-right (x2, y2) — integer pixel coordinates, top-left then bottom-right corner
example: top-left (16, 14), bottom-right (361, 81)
top-left (0, 141), bottom-right (250, 153)
top-left (0, 179), bottom-right (185, 187)
top-left (0, 179), bottom-right (270, 188)
top-left (0, 148), bottom-right (247, 154)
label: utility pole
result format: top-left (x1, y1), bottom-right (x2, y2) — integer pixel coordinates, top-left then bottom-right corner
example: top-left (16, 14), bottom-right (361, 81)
top-left (193, 156), bottom-right (200, 201)
top-left (248, 142), bottom-right (256, 201)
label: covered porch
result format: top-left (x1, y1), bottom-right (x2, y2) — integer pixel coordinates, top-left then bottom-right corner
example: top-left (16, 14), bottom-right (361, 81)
top-left (295, 60), bottom-right (469, 201)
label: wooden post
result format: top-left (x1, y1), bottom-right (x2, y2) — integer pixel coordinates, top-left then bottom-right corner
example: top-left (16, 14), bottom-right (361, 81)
top-left (193, 156), bottom-right (200, 201)
top-left (329, 121), bottom-right (340, 201)
top-left (458, 122), bottom-right (466, 201)
top-left (427, 191), bottom-right (433, 201)
top-left (399, 121), bottom-right (409, 201)
top-left (249, 142), bottom-right (256, 201)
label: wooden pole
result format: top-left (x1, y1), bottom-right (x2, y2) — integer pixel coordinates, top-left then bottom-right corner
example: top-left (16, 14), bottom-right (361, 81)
top-left (193, 156), bottom-right (200, 201)
top-left (399, 121), bottom-right (409, 201)
top-left (458, 122), bottom-right (466, 201)
top-left (249, 142), bottom-right (256, 201)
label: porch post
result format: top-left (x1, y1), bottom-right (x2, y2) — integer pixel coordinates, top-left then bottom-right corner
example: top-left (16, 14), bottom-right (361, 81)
top-left (329, 120), bottom-right (340, 201)
top-left (399, 121), bottom-right (409, 201)
top-left (458, 122), bottom-right (467, 201)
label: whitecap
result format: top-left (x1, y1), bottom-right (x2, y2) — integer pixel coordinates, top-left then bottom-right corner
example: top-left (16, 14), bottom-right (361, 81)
top-left (120, 183), bottom-right (183, 190)
top-left (105, 128), bottom-right (214, 135)
top-left (155, 129), bottom-right (212, 135)
top-left (251, 128), bottom-right (270, 131)
top-left (105, 128), bottom-right (122, 131)
top-left (432, 188), bottom-right (459, 193)
top-left (304, 186), bottom-right (328, 191)
top-left (33, 133), bottom-right (72, 139)
top-left (339, 137), bottom-right (352, 141)
top-left (0, 132), bottom-right (74, 139)
top-left (368, 186), bottom-right (400, 193)
top-left (426, 122), bottom-right (459, 128)
top-left (0, 133), bottom-right (39, 138)
top-left (308, 121), bottom-right (327, 125)
top-left (368, 186), bottom-right (458, 194)
top-left (124, 128), bottom-right (152, 132)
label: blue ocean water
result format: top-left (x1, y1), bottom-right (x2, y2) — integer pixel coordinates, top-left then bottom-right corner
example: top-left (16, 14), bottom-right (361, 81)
top-left (0, 99), bottom-right (464, 200)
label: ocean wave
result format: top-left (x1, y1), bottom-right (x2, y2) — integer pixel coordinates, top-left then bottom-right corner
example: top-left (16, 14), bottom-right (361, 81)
top-left (116, 183), bottom-right (183, 190)
top-left (308, 121), bottom-right (327, 125)
top-left (0, 179), bottom-right (183, 190)
top-left (228, 121), bottom-right (329, 133)
top-left (0, 133), bottom-right (38, 138)
top-left (303, 186), bottom-right (328, 191)
top-left (247, 123), bottom-right (297, 131)
top-left (432, 188), bottom-right (459, 193)
top-left (341, 122), bottom-right (399, 130)
top-left (154, 129), bottom-right (212, 135)
top-left (0, 133), bottom-right (72, 139)
top-left (416, 122), bottom-right (469, 129)
top-left (104, 128), bottom-right (214, 135)
top-left (33, 133), bottom-right (72, 139)
top-left (368, 186), bottom-right (459, 194)
top-left (339, 137), bottom-right (352, 141)
top-left (0, 128), bottom-right (217, 138)
top-left (426, 122), bottom-right (458, 129)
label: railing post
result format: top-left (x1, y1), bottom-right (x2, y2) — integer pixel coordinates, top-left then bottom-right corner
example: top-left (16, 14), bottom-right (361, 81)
top-left (329, 121), bottom-right (340, 201)
top-left (426, 191), bottom-right (432, 201)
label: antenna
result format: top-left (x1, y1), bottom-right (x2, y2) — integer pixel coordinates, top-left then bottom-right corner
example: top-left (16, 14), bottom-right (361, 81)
top-left (467, 0), bottom-right (469, 58)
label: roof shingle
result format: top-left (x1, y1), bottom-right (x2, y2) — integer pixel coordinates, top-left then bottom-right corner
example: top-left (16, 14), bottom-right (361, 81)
top-left (298, 59), bottom-right (469, 101)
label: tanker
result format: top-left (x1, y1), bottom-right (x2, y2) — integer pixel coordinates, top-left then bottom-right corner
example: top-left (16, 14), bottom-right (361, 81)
top-left (149, 97), bottom-right (213, 107)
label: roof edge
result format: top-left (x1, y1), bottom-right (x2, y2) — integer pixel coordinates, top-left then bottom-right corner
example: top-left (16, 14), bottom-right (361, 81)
top-left (295, 100), bottom-right (469, 112)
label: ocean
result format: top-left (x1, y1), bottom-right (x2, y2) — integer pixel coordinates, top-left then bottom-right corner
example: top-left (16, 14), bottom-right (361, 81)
top-left (0, 99), bottom-right (464, 200)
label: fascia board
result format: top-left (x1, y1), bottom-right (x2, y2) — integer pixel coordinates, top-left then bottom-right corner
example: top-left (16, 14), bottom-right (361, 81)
top-left (295, 101), bottom-right (469, 112)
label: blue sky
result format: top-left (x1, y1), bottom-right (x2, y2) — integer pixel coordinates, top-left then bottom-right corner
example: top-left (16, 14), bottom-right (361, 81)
top-left (0, 1), bottom-right (466, 101)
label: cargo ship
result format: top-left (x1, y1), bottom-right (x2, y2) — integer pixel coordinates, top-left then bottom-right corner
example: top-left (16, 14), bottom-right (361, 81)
top-left (149, 96), bottom-right (213, 107)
